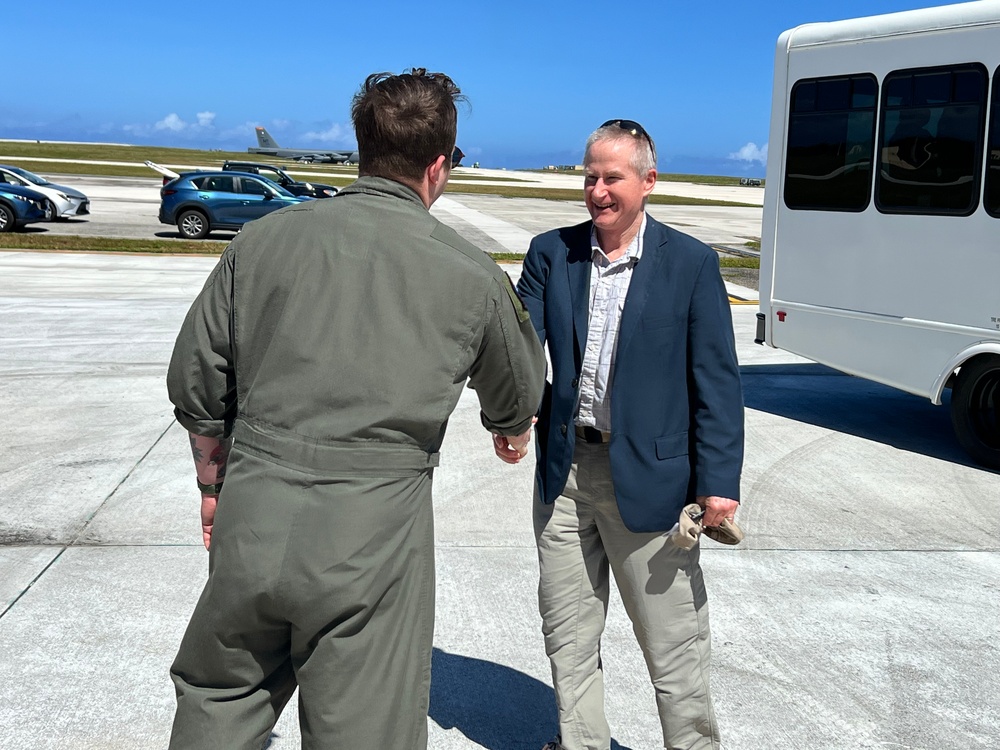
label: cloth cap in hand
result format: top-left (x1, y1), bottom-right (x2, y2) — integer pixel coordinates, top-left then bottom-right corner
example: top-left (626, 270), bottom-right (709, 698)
top-left (672, 503), bottom-right (744, 548)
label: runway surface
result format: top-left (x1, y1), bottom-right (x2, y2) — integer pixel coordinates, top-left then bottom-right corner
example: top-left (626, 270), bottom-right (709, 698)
top-left (0, 245), bottom-right (997, 749)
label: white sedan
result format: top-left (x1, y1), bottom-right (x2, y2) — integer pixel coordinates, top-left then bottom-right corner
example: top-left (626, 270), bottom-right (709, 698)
top-left (0, 165), bottom-right (90, 219)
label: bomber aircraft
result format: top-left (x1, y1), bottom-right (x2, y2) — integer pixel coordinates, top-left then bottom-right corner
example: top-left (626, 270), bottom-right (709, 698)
top-left (248, 127), bottom-right (359, 164)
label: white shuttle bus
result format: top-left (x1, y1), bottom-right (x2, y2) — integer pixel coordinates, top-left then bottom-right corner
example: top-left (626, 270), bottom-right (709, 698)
top-left (757, 1), bottom-right (1000, 469)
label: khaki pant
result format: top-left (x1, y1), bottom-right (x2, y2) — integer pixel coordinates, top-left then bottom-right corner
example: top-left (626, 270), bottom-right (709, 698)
top-left (534, 441), bottom-right (719, 750)
top-left (169, 445), bottom-right (436, 750)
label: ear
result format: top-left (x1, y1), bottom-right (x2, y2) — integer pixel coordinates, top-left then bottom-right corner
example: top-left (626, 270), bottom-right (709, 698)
top-left (642, 168), bottom-right (657, 197)
top-left (428, 153), bottom-right (449, 186)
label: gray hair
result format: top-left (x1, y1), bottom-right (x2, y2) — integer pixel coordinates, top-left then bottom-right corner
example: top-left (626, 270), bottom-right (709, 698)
top-left (584, 124), bottom-right (657, 176)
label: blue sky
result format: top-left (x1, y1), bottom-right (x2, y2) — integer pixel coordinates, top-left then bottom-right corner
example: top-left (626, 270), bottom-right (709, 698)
top-left (1, 0), bottom-right (971, 175)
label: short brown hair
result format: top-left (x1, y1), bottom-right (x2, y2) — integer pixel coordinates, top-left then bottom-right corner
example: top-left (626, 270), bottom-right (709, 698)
top-left (351, 68), bottom-right (464, 182)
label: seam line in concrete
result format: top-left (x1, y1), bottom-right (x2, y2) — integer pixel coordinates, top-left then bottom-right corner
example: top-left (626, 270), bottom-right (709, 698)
top-left (0, 547), bottom-right (67, 621)
top-left (69, 419), bottom-right (176, 546)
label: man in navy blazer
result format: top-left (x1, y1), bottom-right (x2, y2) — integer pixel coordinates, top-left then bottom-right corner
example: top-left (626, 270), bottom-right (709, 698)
top-left (494, 120), bottom-right (744, 750)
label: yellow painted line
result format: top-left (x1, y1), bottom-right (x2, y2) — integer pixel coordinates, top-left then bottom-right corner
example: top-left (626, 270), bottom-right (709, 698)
top-left (728, 296), bottom-right (759, 305)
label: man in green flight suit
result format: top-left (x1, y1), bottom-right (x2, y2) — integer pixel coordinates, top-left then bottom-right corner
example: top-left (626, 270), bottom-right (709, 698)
top-left (165, 68), bottom-right (546, 749)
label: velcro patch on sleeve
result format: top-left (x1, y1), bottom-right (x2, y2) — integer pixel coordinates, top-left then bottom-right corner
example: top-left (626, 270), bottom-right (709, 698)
top-left (502, 272), bottom-right (530, 323)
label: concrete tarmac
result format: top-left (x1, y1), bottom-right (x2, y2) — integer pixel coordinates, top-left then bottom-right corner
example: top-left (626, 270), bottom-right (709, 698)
top-left (1, 214), bottom-right (998, 747)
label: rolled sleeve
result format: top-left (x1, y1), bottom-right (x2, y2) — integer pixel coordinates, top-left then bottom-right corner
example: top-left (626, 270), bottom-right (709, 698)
top-left (166, 247), bottom-right (237, 438)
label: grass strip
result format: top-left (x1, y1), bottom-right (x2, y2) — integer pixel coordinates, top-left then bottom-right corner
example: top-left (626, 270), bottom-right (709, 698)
top-left (0, 233), bottom-right (528, 263)
top-left (0, 234), bottom-right (229, 255)
top-left (0, 234), bottom-right (759, 267)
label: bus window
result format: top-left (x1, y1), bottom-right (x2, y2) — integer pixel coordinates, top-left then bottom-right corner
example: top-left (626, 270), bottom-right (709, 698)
top-left (784, 74), bottom-right (878, 212)
top-left (985, 66), bottom-right (1000, 218)
top-left (876, 64), bottom-right (988, 216)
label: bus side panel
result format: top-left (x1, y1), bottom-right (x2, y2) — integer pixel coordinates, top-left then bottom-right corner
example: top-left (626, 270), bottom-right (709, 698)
top-left (768, 305), bottom-right (992, 399)
top-left (765, 23), bottom-right (1000, 396)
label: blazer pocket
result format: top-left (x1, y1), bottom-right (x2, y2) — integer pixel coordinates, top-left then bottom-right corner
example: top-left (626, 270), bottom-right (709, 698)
top-left (655, 431), bottom-right (689, 460)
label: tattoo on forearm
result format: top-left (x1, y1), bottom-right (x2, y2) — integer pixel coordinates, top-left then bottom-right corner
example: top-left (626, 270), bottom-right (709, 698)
top-left (209, 445), bottom-right (228, 480)
top-left (189, 436), bottom-right (203, 463)
top-left (188, 433), bottom-right (232, 485)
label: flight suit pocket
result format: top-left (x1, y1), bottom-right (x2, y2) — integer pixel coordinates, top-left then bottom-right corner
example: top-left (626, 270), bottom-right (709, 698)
top-left (654, 431), bottom-right (689, 460)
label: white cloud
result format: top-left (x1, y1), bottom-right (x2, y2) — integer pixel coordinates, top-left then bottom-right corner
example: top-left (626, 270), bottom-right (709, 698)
top-left (302, 124), bottom-right (351, 143)
top-left (155, 113), bottom-right (187, 132)
top-left (728, 142), bottom-right (768, 165)
top-left (196, 111), bottom-right (216, 127)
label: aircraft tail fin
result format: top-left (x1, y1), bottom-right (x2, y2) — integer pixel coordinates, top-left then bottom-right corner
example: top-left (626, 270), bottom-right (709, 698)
top-left (256, 127), bottom-right (280, 149)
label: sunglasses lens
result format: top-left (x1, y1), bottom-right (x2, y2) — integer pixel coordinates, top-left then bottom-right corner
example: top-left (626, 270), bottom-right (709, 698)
top-left (602, 119), bottom-right (646, 137)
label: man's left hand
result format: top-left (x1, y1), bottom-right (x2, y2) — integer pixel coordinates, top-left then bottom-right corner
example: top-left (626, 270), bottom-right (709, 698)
top-left (697, 495), bottom-right (739, 528)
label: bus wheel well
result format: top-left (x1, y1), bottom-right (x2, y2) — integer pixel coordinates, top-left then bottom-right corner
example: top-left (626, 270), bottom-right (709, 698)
top-left (949, 353), bottom-right (1000, 470)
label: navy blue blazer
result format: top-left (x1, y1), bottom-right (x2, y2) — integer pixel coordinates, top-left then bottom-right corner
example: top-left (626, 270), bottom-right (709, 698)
top-left (517, 216), bottom-right (744, 533)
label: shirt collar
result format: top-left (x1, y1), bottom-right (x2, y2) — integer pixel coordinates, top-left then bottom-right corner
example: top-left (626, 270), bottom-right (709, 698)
top-left (590, 213), bottom-right (647, 267)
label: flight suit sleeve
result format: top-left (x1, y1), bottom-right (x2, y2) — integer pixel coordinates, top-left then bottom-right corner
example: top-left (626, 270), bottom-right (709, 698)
top-left (469, 273), bottom-right (546, 436)
top-left (166, 245), bottom-right (237, 438)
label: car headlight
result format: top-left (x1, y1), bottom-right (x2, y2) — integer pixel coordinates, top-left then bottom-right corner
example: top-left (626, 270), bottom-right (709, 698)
top-left (322, 189), bottom-right (337, 197)
top-left (11, 194), bottom-right (29, 202)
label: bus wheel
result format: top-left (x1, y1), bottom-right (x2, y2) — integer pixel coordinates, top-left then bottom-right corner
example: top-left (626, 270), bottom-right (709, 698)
top-left (950, 354), bottom-right (1000, 470)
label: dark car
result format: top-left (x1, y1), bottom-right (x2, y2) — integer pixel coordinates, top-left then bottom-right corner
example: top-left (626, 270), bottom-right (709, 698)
top-left (0, 183), bottom-right (51, 232)
top-left (159, 171), bottom-right (311, 239)
top-left (221, 161), bottom-right (340, 198)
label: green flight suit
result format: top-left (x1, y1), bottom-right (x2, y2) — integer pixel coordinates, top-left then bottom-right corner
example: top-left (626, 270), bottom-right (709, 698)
top-left (166, 177), bottom-right (545, 750)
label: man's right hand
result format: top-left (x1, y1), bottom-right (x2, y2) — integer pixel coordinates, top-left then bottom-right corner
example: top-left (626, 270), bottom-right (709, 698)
top-left (492, 427), bottom-right (532, 464)
top-left (201, 493), bottom-right (219, 550)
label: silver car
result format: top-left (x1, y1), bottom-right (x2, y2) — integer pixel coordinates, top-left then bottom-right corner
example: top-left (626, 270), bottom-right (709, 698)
top-left (0, 165), bottom-right (90, 219)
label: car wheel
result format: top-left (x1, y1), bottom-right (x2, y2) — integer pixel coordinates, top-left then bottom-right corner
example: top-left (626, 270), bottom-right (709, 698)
top-left (177, 209), bottom-right (209, 240)
top-left (950, 354), bottom-right (1000, 470)
top-left (0, 202), bottom-right (15, 232)
top-left (46, 201), bottom-right (58, 221)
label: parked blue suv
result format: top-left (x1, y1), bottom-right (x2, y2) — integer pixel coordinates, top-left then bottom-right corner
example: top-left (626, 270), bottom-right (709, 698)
top-left (0, 183), bottom-right (51, 232)
top-left (159, 171), bottom-right (312, 239)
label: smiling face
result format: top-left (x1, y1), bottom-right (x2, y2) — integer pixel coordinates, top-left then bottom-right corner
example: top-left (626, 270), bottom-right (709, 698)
top-left (583, 137), bottom-right (657, 246)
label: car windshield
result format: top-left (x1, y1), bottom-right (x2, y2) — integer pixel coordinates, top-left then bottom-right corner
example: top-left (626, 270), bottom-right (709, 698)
top-left (8, 167), bottom-right (49, 186)
top-left (256, 175), bottom-right (295, 197)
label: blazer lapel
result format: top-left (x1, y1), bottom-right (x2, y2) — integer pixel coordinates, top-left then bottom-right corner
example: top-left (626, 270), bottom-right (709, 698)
top-left (566, 225), bottom-right (593, 361)
top-left (617, 219), bottom-right (669, 358)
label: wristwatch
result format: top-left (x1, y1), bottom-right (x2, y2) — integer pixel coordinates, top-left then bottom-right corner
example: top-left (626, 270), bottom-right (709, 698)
top-left (197, 480), bottom-right (225, 495)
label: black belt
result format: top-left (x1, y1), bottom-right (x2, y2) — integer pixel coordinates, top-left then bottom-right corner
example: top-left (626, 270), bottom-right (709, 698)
top-left (575, 425), bottom-right (611, 444)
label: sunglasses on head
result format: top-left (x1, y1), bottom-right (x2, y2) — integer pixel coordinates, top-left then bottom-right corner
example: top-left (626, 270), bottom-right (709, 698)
top-left (600, 119), bottom-right (655, 155)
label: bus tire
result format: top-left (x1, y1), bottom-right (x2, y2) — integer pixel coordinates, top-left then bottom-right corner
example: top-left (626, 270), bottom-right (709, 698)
top-left (950, 354), bottom-right (1000, 470)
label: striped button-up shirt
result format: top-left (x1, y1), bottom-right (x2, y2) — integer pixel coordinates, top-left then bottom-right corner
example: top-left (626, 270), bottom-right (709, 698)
top-left (575, 214), bottom-right (647, 431)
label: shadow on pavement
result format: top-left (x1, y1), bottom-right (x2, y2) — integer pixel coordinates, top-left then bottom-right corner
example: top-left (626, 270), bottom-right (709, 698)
top-left (430, 648), bottom-right (633, 750)
top-left (740, 362), bottom-right (986, 467)
top-left (153, 230), bottom-right (237, 241)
